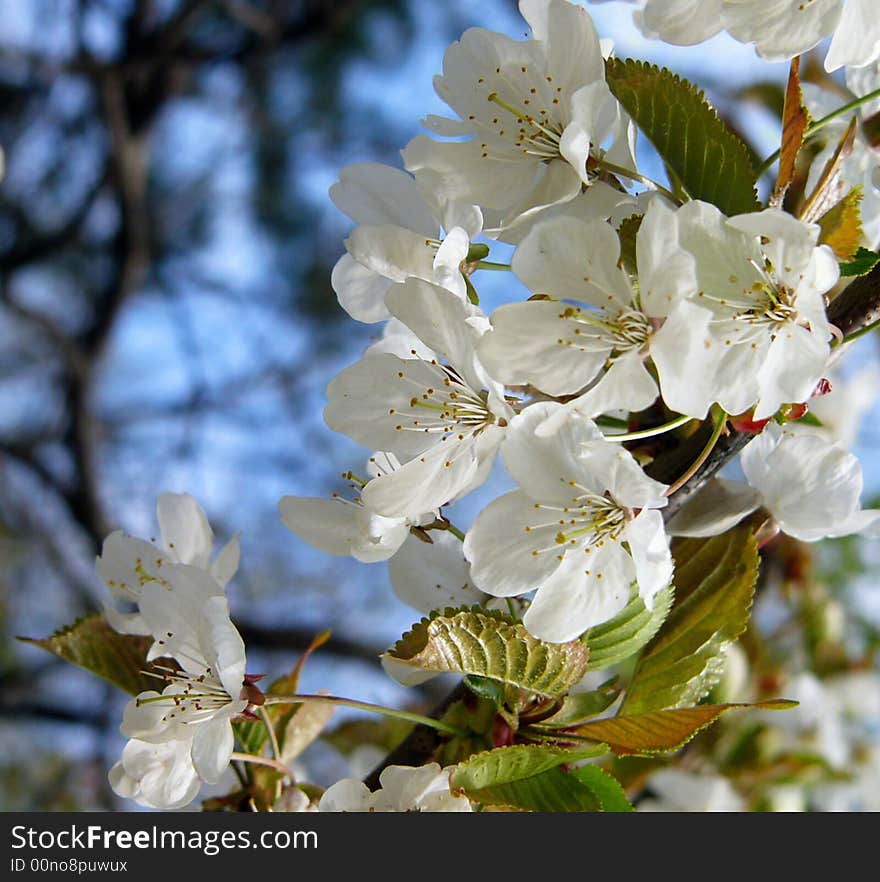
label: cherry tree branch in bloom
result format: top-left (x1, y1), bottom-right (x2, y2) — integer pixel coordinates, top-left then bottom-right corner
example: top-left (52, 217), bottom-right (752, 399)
top-left (362, 264), bottom-right (880, 781)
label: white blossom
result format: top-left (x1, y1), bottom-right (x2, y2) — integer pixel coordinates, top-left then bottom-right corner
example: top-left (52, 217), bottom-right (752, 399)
top-left (480, 201), bottom-right (699, 422)
top-left (330, 162), bottom-right (483, 322)
top-left (318, 763), bottom-right (472, 812)
top-left (97, 492), bottom-right (239, 638)
top-left (118, 568), bottom-right (250, 788)
top-left (669, 422), bottom-right (880, 542)
top-left (464, 402), bottom-right (672, 642)
top-left (403, 0), bottom-right (635, 238)
top-left (109, 735), bottom-right (201, 811)
top-left (659, 203), bottom-right (838, 419)
top-left (324, 278), bottom-right (513, 518)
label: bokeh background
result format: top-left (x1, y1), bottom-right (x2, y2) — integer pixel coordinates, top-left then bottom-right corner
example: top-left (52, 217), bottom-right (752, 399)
top-left (1, 0), bottom-right (878, 810)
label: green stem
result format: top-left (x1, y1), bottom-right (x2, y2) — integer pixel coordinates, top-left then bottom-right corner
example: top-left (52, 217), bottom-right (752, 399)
top-left (594, 158), bottom-right (681, 204)
top-left (664, 407), bottom-right (727, 497)
top-left (843, 315), bottom-right (880, 343)
top-left (756, 85), bottom-right (880, 179)
top-left (229, 752), bottom-right (294, 778)
top-left (476, 260), bottom-right (512, 271)
top-left (444, 522), bottom-right (466, 542)
top-left (604, 414), bottom-right (694, 443)
top-left (263, 693), bottom-right (468, 738)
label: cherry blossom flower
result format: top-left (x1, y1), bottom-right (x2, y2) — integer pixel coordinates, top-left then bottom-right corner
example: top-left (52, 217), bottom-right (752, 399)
top-left (318, 763), bottom-right (472, 812)
top-left (403, 0), bottom-right (636, 238)
top-left (279, 452), bottom-right (437, 563)
top-left (97, 492), bottom-right (239, 638)
top-left (480, 201), bottom-right (701, 423)
top-left (330, 162), bottom-right (482, 322)
top-left (463, 402), bottom-right (672, 642)
top-left (324, 278), bottom-right (513, 518)
top-left (656, 203), bottom-right (838, 420)
top-left (668, 422), bottom-right (880, 542)
top-left (118, 568), bottom-right (251, 787)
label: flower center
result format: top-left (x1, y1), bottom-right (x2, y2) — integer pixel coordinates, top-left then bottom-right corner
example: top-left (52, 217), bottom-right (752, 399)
top-left (141, 664), bottom-right (237, 725)
top-left (391, 362), bottom-right (500, 440)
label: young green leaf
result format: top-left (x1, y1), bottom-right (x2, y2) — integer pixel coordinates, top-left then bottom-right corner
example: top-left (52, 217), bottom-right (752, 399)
top-left (840, 246), bottom-right (880, 277)
top-left (621, 524), bottom-right (759, 714)
top-left (605, 59), bottom-right (760, 216)
top-left (818, 187), bottom-right (864, 260)
top-left (451, 743), bottom-right (630, 812)
top-left (384, 609), bottom-right (590, 698)
top-left (583, 583), bottom-right (674, 670)
top-left (21, 614), bottom-right (158, 696)
top-left (541, 678), bottom-right (621, 728)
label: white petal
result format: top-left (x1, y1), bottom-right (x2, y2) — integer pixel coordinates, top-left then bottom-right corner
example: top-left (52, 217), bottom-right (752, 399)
top-left (478, 299), bottom-right (609, 396)
top-left (666, 478), bottom-right (762, 537)
top-left (201, 595), bottom-right (247, 698)
top-left (191, 717), bottom-right (234, 784)
top-left (432, 226), bottom-right (470, 299)
top-left (330, 254), bottom-right (393, 324)
top-left (524, 543), bottom-right (634, 641)
top-left (330, 162), bottom-right (437, 235)
top-left (157, 493), bottom-right (213, 569)
top-left (650, 300), bottom-right (721, 419)
top-left (210, 534), bottom-right (240, 587)
top-left (637, 200), bottom-right (697, 317)
top-left (564, 350), bottom-right (658, 418)
top-left (512, 215), bottom-right (632, 307)
top-left (637, 0), bottom-right (724, 44)
top-left (722, 0), bottom-right (842, 62)
top-left (364, 318), bottom-right (436, 360)
top-left (560, 81), bottom-right (618, 184)
top-left (388, 531), bottom-right (484, 613)
top-left (385, 278), bottom-right (484, 389)
top-left (464, 490), bottom-right (565, 598)
top-left (346, 225), bottom-right (436, 285)
top-left (361, 433), bottom-right (485, 518)
top-left (753, 321), bottom-right (830, 419)
top-left (623, 508), bottom-right (673, 607)
top-left (502, 402), bottom-right (604, 504)
top-left (825, 0), bottom-right (880, 70)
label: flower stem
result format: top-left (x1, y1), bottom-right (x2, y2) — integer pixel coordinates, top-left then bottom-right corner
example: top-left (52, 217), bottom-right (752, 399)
top-left (476, 260), bottom-right (512, 271)
top-left (445, 522), bottom-right (466, 542)
top-left (229, 752), bottom-right (294, 778)
top-left (664, 408), bottom-right (728, 497)
top-left (263, 693), bottom-right (468, 738)
top-left (756, 85), bottom-right (880, 179)
top-left (594, 158), bottom-right (681, 204)
top-left (604, 414), bottom-right (694, 443)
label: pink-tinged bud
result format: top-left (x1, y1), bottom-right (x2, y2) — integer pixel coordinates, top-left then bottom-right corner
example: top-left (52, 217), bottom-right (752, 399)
top-left (812, 378), bottom-right (832, 398)
top-left (785, 402), bottom-right (808, 422)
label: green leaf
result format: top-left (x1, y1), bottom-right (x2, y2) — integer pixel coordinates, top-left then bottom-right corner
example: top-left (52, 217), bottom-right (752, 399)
top-left (605, 58), bottom-right (760, 216)
top-left (541, 678), bottom-right (621, 728)
top-left (562, 700), bottom-right (796, 755)
top-left (840, 246), bottom-right (880, 277)
top-left (384, 609), bottom-right (590, 698)
top-left (583, 583), bottom-right (674, 670)
top-left (621, 524), bottom-right (759, 714)
top-left (20, 614), bottom-right (159, 696)
top-left (451, 743), bottom-right (631, 812)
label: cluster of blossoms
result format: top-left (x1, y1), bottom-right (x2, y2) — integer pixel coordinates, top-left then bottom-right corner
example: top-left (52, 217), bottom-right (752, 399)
top-left (91, 0), bottom-right (880, 813)
top-left (98, 494), bottom-right (255, 810)
top-left (283, 0), bottom-right (880, 646)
